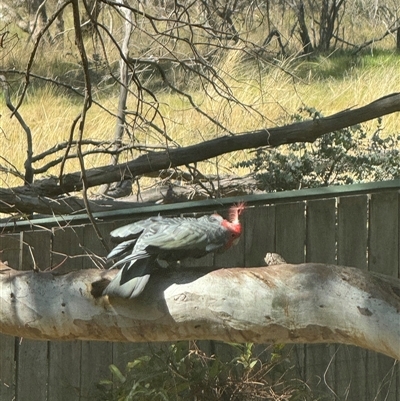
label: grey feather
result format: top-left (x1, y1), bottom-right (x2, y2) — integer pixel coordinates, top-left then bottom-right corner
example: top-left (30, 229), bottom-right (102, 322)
top-left (107, 238), bottom-right (138, 260)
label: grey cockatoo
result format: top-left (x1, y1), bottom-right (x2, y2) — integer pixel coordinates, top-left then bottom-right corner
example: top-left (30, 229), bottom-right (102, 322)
top-left (91, 203), bottom-right (245, 299)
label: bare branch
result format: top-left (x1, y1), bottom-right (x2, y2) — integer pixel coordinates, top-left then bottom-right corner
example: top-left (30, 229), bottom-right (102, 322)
top-left (12, 0), bottom-right (71, 113)
top-left (0, 75), bottom-right (34, 184)
top-left (353, 20), bottom-right (400, 54)
top-left (98, 0), bottom-right (133, 196)
top-left (69, 0), bottom-right (109, 252)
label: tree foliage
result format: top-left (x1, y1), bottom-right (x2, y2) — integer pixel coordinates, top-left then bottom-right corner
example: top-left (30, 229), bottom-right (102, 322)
top-left (237, 109), bottom-right (400, 191)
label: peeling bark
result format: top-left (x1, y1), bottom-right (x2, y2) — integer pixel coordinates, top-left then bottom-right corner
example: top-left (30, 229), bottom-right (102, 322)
top-left (0, 261), bottom-right (399, 359)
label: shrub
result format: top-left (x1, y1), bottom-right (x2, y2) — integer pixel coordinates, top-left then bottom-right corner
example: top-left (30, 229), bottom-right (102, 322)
top-left (99, 342), bottom-right (317, 401)
top-left (237, 108), bottom-right (400, 191)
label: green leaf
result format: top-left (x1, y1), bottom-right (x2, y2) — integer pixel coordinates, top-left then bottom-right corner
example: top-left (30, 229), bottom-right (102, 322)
top-left (109, 364), bottom-right (126, 384)
top-left (209, 360), bottom-right (221, 379)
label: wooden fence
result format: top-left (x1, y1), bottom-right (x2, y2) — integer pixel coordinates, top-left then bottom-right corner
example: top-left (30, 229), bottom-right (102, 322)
top-left (0, 181), bottom-right (399, 401)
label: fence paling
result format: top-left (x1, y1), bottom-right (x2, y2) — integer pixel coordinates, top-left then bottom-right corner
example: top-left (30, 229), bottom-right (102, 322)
top-left (366, 192), bottom-right (399, 401)
top-left (335, 195), bottom-right (368, 400)
top-left (0, 233), bottom-right (20, 400)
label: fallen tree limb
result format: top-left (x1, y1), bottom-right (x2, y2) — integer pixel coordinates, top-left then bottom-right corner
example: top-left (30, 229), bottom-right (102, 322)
top-left (0, 186), bottom-right (149, 215)
top-left (0, 261), bottom-right (399, 359)
top-left (30, 92), bottom-right (400, 194)
top-left (0, 92), bottom-right (399, 216)
top-left (0, 175), bottom-right (260, 215)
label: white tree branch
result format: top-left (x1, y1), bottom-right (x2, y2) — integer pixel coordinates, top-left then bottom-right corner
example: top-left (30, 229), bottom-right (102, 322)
top-left (0, 261), bottom-right (399, 359)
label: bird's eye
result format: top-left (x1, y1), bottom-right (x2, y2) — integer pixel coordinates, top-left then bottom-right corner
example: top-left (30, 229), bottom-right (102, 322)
top-left (231, 233), bottom-right (236, 238)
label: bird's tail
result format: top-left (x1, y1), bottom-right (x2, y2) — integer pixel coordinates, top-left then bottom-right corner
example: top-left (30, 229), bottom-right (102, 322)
top-left (92, 258), bottom-right (153, 299)
top-left (103, 268), bottom-right (151, 299)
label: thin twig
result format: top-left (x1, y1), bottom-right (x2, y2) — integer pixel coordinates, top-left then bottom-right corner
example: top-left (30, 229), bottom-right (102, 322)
top-left (0, 75), bottom-right (34, 184)
top-left (70, 0), bottom-right (109, 253)
top-left (12, 0), bottom-right (71, 114)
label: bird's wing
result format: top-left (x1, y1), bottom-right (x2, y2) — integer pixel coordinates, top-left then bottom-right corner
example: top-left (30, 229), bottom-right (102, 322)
top-left (103, 217), bottom-right (172, 299)
top-left (144, 216), bottom-right (222, 252)
top-left (107, 238), bottom-right (138, 260)
top-left (110, 216), bottom-right (163, 242)
top-left (110, 249), bottom-right (150, 269)
top-left (107, 216), bottom-right (166, 268)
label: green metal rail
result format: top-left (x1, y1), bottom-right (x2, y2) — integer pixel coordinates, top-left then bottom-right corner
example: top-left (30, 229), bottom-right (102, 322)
top-left (1, 179), bottom-right (399, 230)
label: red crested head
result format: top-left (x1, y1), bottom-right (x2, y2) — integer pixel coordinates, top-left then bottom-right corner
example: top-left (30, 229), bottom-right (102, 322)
top-left (222, 202), bottom-right (246, 248)
top-left (229, 202), bottom-right (246, 224)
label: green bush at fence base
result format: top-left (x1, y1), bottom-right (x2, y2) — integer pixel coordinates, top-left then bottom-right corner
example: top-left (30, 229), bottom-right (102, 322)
top-left (98, 342), bottom-right (325, 401)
